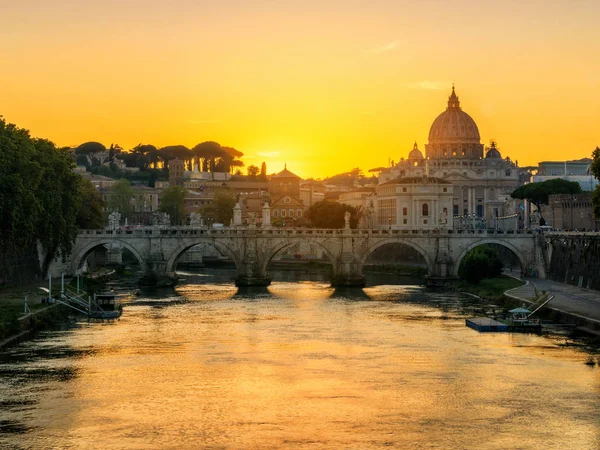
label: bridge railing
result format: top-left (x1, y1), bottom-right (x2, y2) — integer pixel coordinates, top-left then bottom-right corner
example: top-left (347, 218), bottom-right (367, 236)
top-left (77, 226), bottom-right (539, 237)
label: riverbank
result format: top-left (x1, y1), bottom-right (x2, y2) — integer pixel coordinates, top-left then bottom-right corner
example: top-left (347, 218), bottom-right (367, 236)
top-left (0, 277), bottom-right (93, 349)
top-left (451, 275), bottom-right (525, 302)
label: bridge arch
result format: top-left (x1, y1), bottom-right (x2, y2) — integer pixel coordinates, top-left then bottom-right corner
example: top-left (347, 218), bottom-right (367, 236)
top-left (260, 239), bottom-right (339, 275)
top-left (71, 240), bottom-right (147, 274)
top-left (165, 239), bottom-right (240, 273)
top-left (359, 238), bottom-right (434, 275)
top-left (452, 238), bottom-right (527, 277)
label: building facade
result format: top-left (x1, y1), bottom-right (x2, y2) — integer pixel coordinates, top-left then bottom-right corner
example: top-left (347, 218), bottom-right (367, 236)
top-left (268, 165), bottom-right (305, 223)
top-left (376, 177), bottom-right (454, 229)
top-left (532, 158), bottom-right (598, 192)
top-left (541, 193), bottom-right (599, 231)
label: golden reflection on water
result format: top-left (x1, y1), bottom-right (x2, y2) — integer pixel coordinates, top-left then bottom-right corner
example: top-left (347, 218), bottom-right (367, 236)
top-left (1, 281), bottom-right (599, 449)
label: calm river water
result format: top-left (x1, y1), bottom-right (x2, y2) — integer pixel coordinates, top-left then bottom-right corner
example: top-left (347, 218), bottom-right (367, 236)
top-left (1, 270), bottom-right (599, 449)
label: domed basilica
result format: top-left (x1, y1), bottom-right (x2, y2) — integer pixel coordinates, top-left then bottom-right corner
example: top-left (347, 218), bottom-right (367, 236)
top-left (378, 87), bottom-right (523, 222)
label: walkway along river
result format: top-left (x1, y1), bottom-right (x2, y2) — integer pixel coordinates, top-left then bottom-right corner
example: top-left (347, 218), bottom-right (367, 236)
top-left (1, 269), bottom-right (599, 449)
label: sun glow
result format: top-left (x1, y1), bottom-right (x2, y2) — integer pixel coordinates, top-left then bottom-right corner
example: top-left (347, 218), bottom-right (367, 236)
top-left (1, 1), bottom-right (599, 179)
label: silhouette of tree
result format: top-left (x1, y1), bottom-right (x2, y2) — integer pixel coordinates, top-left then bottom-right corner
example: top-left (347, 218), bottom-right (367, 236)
top-left (591, 146), bottom-right (600, 219)
top-left (247, 165), bottom-right (260, 177)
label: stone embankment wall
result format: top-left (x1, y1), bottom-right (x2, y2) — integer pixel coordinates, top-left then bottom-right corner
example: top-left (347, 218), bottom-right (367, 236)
top-left (548, 235), bottom-right (600, 290)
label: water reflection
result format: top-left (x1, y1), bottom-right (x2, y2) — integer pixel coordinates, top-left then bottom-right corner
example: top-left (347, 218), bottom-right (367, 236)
top-left (0, 271), bottom-right (599, 449)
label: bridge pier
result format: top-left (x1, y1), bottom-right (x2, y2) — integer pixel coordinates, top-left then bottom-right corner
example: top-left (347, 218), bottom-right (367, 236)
top-left (139, 253), bottom-right (178, 287)
top-left (331, 260), bottom-right (365, 287)
top-left (235, 260), bottom-right (271, 287)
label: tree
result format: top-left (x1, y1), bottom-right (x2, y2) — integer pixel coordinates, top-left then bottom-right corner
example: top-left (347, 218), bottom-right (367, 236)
top-left (192, 141), bottom-right (224, 175)
top-left (76, 178), bottom-right (105, 229)
top-left (159, 145), bottom-right (191, 170)
top-left (260, 162), bottom-right (267, 180)
top-left (203, 188), bottom-right (236, 225)
top-left (159, 186), bottom-right (187, 225)
top-left (247, 165), bottom-right (260, 177)
top-left (75, 141), bottom-right (106, 155)
top-left (107, 179), bottom-right (135, 219)
top-left (511, 179), bottom-right (582, 222)
top-left (458, 245), bottom-right (503, 284)
top-left (591, 147), bottom-right (600, 219)
top-left (305, 201), bottom-right (359, 229)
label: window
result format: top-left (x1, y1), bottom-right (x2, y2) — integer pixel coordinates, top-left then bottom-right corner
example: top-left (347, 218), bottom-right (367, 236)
top-left (422, 203), bottom-right (429, 216)
top-left (505, 169), bottom-right (511, 176)
top-left (273, 210), bottom-right (278, 217)
top-left (443, 187), bottom-right (447, 192)
top-left (403, 219), bottom-right (408, 224)
top-left (281, 209), bottom-right (286, 217)
top-left (284, 197), bottom-right (291, 203)
top-left (297, 209), bottom-right (302, 217)
top-left (453, 205), bottom-right (459, 215)
top-left (402, 187), bottom-right (407, 192)
top-left (289, 209), bottom-right (294, 217)
top-left (403, 207), bottom-right (408, 216)
top-left (423, 219), bottom-right (428, 224)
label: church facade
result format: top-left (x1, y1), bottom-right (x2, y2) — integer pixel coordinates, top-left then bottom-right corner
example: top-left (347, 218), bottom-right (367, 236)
top-left (377, 87), bottom-right (524, 226)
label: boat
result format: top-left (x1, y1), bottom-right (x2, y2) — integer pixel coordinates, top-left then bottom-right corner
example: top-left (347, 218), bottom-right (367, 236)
top-left (89, 292), bottom-right (122, 320)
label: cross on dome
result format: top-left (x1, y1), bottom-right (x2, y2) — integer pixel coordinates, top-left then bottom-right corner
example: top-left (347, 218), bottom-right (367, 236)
top-left (447, 85), bottom-right (461, 110)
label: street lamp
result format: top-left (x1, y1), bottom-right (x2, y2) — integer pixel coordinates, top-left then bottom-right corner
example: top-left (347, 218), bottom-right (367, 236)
top-left (388, 216), bottom-right (391, 230)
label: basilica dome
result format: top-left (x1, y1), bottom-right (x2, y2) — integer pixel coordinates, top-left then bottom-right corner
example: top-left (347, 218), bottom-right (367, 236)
top-left (485, 141), bottom-right (502, 159)
top-left (428, 87), bottom-right (480, 144)
top-left (408, 142), bottom-right (424, 159)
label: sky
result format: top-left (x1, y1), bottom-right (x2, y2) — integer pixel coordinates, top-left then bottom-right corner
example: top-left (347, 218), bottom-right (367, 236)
top-left (1, 0), bottom-right (599, 179)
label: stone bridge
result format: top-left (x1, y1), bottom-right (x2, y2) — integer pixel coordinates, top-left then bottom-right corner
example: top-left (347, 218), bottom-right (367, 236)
top-left (56, 226), bottom-right (548, 287)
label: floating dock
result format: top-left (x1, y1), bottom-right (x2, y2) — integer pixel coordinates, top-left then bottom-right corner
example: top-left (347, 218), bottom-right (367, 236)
top-left (466, 317), bottom-right (542, 333)
top-left (466, 318), bottom-right (508, 332)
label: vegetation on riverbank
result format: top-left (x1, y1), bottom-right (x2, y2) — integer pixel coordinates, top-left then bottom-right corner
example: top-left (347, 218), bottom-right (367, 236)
top-left (0, 282), bottom-right (56, 341)
top-left (452, 276), bottom-right (525, 302)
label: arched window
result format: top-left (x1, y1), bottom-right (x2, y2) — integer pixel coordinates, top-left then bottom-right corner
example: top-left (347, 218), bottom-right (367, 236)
top-left (422, 203), bottom-right (429, 216)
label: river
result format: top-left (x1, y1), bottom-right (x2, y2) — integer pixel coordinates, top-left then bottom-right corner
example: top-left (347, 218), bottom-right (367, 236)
top-left (1, 269), bottom-right (599, 449)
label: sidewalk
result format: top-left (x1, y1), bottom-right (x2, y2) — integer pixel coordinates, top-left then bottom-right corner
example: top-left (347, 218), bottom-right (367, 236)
top-left (504, 271), bottom-right (600, 326)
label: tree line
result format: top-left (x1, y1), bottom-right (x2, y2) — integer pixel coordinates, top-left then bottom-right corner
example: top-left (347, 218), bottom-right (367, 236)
top-left (0, 118), bottom-right (105, 275)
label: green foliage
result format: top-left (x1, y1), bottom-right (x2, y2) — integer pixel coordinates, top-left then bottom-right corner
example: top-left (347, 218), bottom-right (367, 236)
top-left (0, 118), bottom-right (89, 274)
top-left (590, 146), bottom-right (600, 180)
top-left (159, 186), bottom-right (187, 225)
top-left (107, 179), bottom-right (134, 219)
top-left (459, 246), bottom-right (503, 284)
top-left (323, 167), bottom-right (377, 187)
top-left (454, 276), bottom-right (525, 301)
top-left (77, 178), bottom-right (105, 229)
top-left (75, 141), bottom-right (106, 154)
top-left (305, 201), bottom-right (359, 229)
top-left (247, 165), bottom-right (259, 177)
top-left (593, 186), bottom-right (600, 219)
top-left (591, 147), bottom-right (600, 219)
top-left (201, 188), bottom-right (236, 225)
top-left (511, 179), bottom-right (582, 220)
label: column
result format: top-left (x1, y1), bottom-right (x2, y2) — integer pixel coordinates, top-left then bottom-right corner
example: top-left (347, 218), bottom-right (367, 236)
top-left (467, 188), bottom-right (473, 215)
top-left (483, 187), bottom-right (488, 219)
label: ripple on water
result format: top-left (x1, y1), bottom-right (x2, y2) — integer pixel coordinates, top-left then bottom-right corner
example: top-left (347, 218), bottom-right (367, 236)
top-left (0, 278), bottom-right (599, 449)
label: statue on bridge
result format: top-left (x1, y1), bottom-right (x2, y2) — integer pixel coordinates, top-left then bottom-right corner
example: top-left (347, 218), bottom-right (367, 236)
top-left (153, 211), bottom-right (171, 227)
top-left (189, 212), bottom-right (203, 227)
top-left (108, 211), bottom-right (121, 229)
top-left (344, 211), bottom-right (351, 229)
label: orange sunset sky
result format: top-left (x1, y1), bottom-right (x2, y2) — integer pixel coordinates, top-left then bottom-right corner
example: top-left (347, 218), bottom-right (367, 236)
top-left (1, 0), bottom-right (599, 179)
